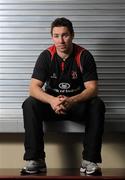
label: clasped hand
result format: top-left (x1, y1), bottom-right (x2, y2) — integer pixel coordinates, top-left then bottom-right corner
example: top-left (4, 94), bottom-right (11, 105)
top-left (51, 95), bottom-right (73, 115)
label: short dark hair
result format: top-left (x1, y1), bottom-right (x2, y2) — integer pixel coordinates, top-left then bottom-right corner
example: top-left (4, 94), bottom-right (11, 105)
top-left (51, 17), bottom-right (74, 35)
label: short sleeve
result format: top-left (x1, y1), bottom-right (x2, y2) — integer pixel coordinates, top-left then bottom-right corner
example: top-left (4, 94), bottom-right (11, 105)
top-left (32, 50), bottom-right (50, 82)
top-left (80, 50), bottom-right (98, 82)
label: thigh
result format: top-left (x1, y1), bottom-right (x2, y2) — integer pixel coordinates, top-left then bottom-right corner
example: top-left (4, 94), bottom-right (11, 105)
top-left (23, 96), bottom-right (60, 121)
top-left (67, 102), bottom-right (88, 122)
top-left (26, 96), bottom-right (88, 122)
top-left (35, 97), bottom-right (69, 121)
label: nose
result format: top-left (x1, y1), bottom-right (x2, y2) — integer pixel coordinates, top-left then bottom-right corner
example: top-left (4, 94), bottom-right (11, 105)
top-left (59, 35), bottom-right (64, 43)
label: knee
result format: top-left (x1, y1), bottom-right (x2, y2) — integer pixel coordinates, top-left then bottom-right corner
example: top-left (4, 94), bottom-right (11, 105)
top-left (22, 96), bottom-right (38, 109)
top-left (90, 96), bottom-right (106, 113)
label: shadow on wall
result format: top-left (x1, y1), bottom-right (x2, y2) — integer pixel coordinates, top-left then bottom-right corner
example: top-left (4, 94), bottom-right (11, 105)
top-left (45, 133), bottom-right (83, 168)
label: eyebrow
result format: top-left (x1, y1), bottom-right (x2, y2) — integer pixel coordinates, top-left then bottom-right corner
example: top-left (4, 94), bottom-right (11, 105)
top-left (53, 32), bottom-right (69, 36)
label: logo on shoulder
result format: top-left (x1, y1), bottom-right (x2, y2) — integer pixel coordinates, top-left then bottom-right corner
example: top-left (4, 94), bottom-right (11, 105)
top-left (50, 73), bottom-right (57, 79)
top-left (59, 83), bottom-right (70, 89)
top-left (71, 71), bottom-right (78, 79)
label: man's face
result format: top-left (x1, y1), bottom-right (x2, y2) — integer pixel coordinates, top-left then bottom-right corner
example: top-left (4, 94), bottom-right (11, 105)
top-left (51, 26), bottom-right (74, 53)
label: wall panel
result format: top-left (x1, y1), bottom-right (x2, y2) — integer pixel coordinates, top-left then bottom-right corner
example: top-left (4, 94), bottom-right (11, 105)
top-left (0, 0), bottom-right (125, 132)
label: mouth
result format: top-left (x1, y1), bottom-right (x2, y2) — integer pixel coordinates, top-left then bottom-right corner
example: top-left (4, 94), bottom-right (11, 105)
top-left (59, 45), bottom-right (66, 49)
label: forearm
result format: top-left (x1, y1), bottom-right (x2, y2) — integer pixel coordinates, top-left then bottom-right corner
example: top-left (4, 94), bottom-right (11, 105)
top-left (69, 87), bottom-right (98, 104)
top-left (29, 85), bottom-right (54, 105)
top-left (60, 86), bottom-right (98, 112)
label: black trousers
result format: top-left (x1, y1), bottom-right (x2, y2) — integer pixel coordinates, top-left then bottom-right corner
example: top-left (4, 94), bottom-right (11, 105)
top-left (22, 96), bottom-right (105, 163)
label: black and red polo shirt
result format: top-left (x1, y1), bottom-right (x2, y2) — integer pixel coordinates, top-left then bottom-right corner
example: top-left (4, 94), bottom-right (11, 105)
top-left (32, 43), bottom-right (98, 97)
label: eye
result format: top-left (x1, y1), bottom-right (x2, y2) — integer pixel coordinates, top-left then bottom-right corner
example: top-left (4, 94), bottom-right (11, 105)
top-left (63, 33), bottom-right (69, 38)
top-left (53, 34), bottom-right (59, 38)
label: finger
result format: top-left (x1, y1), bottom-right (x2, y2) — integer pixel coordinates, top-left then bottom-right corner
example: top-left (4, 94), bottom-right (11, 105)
top-left (59, 104), bottom-right (66, 110)
top-left (57, 110), bottom-right (66, 115)
top-left (58, 95), bottom-right (67, 102)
